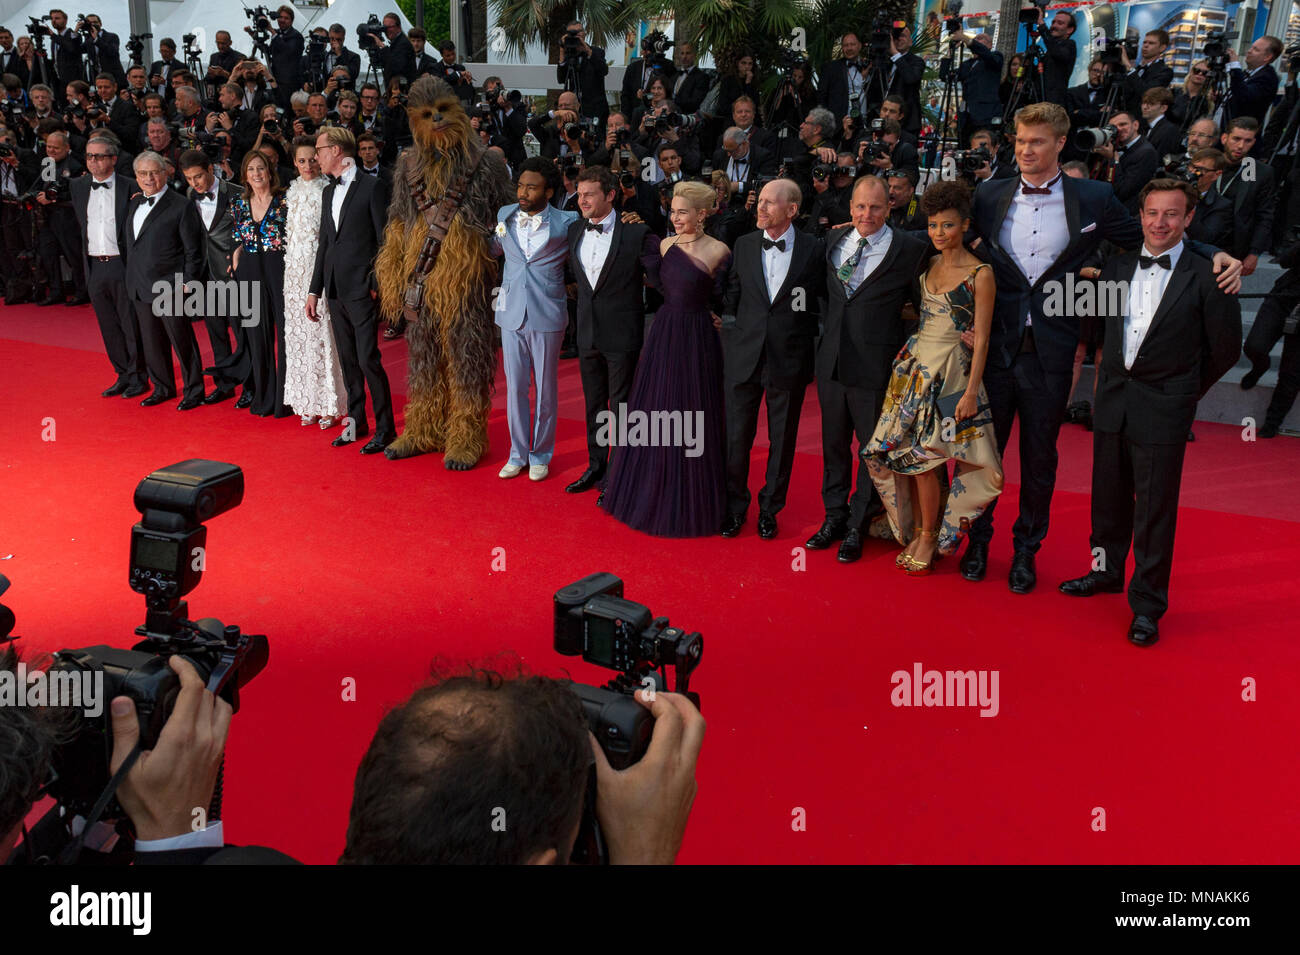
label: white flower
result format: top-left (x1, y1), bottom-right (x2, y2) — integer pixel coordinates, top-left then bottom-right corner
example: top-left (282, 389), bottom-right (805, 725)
top-left (495, 222), bottom-right (508, 237)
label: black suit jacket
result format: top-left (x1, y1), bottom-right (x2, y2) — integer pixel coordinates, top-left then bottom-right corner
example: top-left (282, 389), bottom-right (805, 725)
top-left (567, 216), bottom-right (662, 353)
top-left (0, 47), bottom-right (27, 86)
top-left (326, 47), bottom-right (361, 82)
top-left (269, 27), bottom-right (305, 92)
top-left (621, 57), bottom-right (677, 120)
top-left (1094, 247), bottom-right (1240, 442)
top-left (820, 59), bottom-right (867, 121)
top-left (1168, 88), bottom-right (1213, 129)
top-left (379, 33), bottom-right (417, 88)
top-left (1114, 136), bottom-right (1161, 211)
top-left (69, 171), bottom-right (137, 285)
top-left (1042, 34), bottom-right (1077, 106)
top-left (1225, 63), bottom-right (1278, 125)
top-left (1125, 58), bottom-right (1174, 111)
top-left (1144, 116), bottom-right (1183, 159)
top-left (817, 225), bottom-right (928, 389)
top-left (712, 143), bottom-right (776, 184)
top-left (670, 66), bottom-right (710, 116)
top-left (208, 48), bottom-right (247, 79)
top-left (1186, 188), bottom-right (1234, 249)
top-left (52, 28), bottom-right (83, 87)
top-left (187, 177), bottom-right (242, 280)
top-left (1066, 83), bottom-right (1106, 129)
top-left (121, 188), bottom-right (207, 302)
top-left (103, 96), bottom-right (140, 151)
top-left (560, 47), bottom-right (610, 117)
top-left (310, 166), bottom-right (389, 299)
top-left (957, 42), bottom-right (1004, 124)
top-left (148, 57), bottom-right (183, 87)
top-left (881, 53), bottom-right (925, 135)
top-left (1219, 159), bottom-right (1277, 258)
top-left (721, 229), bottom-right (826, 389)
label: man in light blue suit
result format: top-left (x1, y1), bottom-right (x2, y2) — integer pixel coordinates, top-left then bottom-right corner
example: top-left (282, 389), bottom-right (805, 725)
top-left (490, 157), bottom-right (579, 481)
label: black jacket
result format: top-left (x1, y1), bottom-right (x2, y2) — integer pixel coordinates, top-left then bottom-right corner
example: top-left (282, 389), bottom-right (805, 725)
top-left (1144, 116), bottom-right (1183, 159)
top-left (69, 171), bottom-right (137, 286)
top-left (1224, 63), bottom-right (1279, 125)
top-left (721, 228), bottom-right (826, 389)
top-left (208, 48), bottom-right (247, 80)
top-left (957, 42), bottom-right (1004, 125)
top-left (1113, 135), bottom-right (1161, 212)
top-left (379, 33), bottom-right (417, 88)
top-left (621, 57), bottom-right (676, 121)
top-left (52, 28), bottom-right (83, 89)
top-left (711, 142), bottom-right (777, 185)
top-left (1218, 158), bottom-right (1277, 258)
top-left (187, 177), bottom-right (242, 280)
top-left (1168, 88), bottom-right (1214, 129)
top-left (817, 225), bottom-right (928, 389)
top-left (558, 47), bottom-right (610, 117)
top-left (1094, 247), bottom-right (1241, 442)
top-left (310, 166), bottom-right (390, 299)
top-left (1124, 58), bottom-right (1174, 112)
top-left (269, 27), bottom-right (305, 93)
top-left (85, 31), bottom-right (125, 83)
top-left (566, 216), bottom-right (662, 353)
top-left (669, 66), bottom-right (710, 116)
top-left (1186, 187), bottom-right (1234, 249)
top-left (326, 47), bottom-right (361, 82)
top-left (121, 187), bottom-right (207, 302)
top-left (1042, 33), bottom-right (1077, 106)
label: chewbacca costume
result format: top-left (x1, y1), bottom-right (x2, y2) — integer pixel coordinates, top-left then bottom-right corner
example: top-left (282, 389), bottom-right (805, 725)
top-left (376, 76), bottom-right (514, 467)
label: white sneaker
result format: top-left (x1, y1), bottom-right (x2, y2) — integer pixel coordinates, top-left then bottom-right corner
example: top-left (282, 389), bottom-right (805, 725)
top-left (499, 463), bottom-right (525, 479)
top-left (529, 464), bottom-right (549, 482)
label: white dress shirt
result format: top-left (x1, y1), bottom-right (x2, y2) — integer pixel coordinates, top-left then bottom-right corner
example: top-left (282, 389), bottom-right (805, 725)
top-left (1, 162), bottom-right (20, 198)
top-left (331, 159), bottom-right (357, 230)
top-left (514, 206), bottom-right (547, 259)
top-left (834, 222), bottom-right (893, 293)
top-left (86, 176), bottom-right (119, 255)
top-left (673, 66), bottom-right (694, 98)
top-left (727, 149), bottom-right (751, 184)
top-left (998, 169), bottom-right (1069, 326)
top-left (132, 190), bottom-right (162, 237)
top-left (193, 185), bottom-right (218, 230)
top-left (762, 222), bottom-right (796, 302)
top-left (580, 207), bottom-right (617, 287)
top-left (1124, 241), bottom-right (1183, 369)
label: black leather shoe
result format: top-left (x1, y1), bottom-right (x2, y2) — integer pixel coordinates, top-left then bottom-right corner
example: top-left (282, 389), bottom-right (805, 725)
top-left (102, 381), bottom-right (127, 398)
top-left (757, 512), bottom-right (778, 540)
top-left (836, 528), bottom-right (863, 563)
top-left (176, 396), bottom-right (202, 411)
top-left (360, 435), bottom-right (392, 454)
top-left (1008, 551), bottom-right (1036, 594)
top-left (1259, 422), bottom-right (1279, 438)
top-left (960, 539), bottom-right (988, 581)
top-left (36, 293), bottom-right (65, 307)
top-left (565, 468), bottom-right (603, 493)
top-left (140, 393), bottom-right (171, 407)
top-left (720, 513), bottom-right (745, 537)
top-left (1127, 614), bottom-right (1160, 647)
top-left (66, 294), bottom-right (91, 306)
top-left (122, 385), bottom-right (149, 399)
top-left (560, 346), bottom-right (579, 359)
top-left (234, 392), bottom-right (253, 409)
top-left (332, 433), bottom-right (364, 447)
top-left (1240, 365), bottom-right (1267, 390)
top-left (203, 387), bottom-right (235, 405)
top-left (806, 519), bottom-right (847, 550)
top-left (1059, 571), bottom-right (1124, 597)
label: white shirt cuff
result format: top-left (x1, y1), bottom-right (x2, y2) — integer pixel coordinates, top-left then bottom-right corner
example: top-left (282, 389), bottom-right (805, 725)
top-left (133, 820), bottom-right (225, 852)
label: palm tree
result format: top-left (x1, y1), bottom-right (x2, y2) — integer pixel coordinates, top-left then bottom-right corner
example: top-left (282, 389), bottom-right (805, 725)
top-left (487, 0), bottom-right (655, 63)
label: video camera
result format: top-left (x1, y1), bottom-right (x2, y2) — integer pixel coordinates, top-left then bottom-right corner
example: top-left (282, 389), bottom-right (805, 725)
top-left (945, 0), bottom-right (965, 34)
top-left (812, 162), bottom-right (857, 182)
top-left (554, 573), bottom-right (701, 864)
top-left (1, 461), bottom-right (268, 864)
top-left (125, 32), bottom-right (151, 67)
top-left (1098, 32), bottom-right (1139, 69)
top-left (74, 14), bottom-right (94, 36)
top-left (1162, 152), bottom-right (1198, 182)
top-left (1203, 30), bottom-right (1239, 70)
top-left (356, 14), bottom-right (385, 52)
top-left (561, 26), bottom-right (586, 63)
top-left (26, 15), bottom-right (53, 38)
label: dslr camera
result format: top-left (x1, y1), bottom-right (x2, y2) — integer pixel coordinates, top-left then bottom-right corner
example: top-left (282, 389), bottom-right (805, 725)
top-left (1074, 123), bottom-right (1117, 151)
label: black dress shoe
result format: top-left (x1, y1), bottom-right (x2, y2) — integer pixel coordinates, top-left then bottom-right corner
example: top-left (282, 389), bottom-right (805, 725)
top-left (140, 393), bottom-right (171, 407)
top-left (101, 381), bottom-right (127, 398)
top-left (176, 396), bottom-right (202, 411)
top-left (565, 468), bottom-right (604, 493)
top-left (720, 513), bottom-right (745, 537)
top-left (1127, 614), bottom-right (1160, 647)
top-left (332, 432), bottom-right (364, 447)
top-left (1008, 551), bottom-right (1036, 594)
top-left (203, 387), bottom-right (235, 405)
top-left (757, 512), bottom-right (778, 540)
top-left (36, 293), bottom-right (65, 307)
top-left (122, 385), bottom-right (149, 399)
top-left (360, 435), bottom-right (392, 454)
top-left (806, 519), bottom-right (847, 550)
top-left (234, 392), bottom-right (253, 409)
top-left (836, 528), bottom-right (863, 563)
top-left (1259, 422), bottom-right (1279, 439)
top-left (1240, 365), bottom-right (1267, 390)
top-left (66, 294), bottom-right (91, 306)
top-left (960, 539), bottom-right (988, 581)
top-left (1059, 571), bottom-right (1124, 597)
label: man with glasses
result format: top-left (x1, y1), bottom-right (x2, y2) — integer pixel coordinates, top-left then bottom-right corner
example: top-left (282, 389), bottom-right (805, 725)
top-left (71, 137), bottom-right (147, 398)
top-left (1140, 87), bottom-right (1182, 158)
top-left (1185, 149), bottom-right (1232, 248)
top-left (713, 125), bottom-right (776, 203)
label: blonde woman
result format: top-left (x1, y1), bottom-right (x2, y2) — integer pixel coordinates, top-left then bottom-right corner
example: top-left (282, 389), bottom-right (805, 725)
top-left (281, 137), bottom-right (347, 428)
top-left (601, 180), bottom-right (730, 536)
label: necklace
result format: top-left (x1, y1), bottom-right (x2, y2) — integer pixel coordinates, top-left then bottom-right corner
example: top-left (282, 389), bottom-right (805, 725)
top-left (675, 234), bottom-right (701, 244)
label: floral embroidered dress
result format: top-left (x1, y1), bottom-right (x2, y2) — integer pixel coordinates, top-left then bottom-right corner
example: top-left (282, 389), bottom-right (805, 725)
top-left (862, 262), bottom-right (1004, 555)
top-left (230, 191), bottom-right (290, 417)
top-left (282, 176), bottom-right (346, 418)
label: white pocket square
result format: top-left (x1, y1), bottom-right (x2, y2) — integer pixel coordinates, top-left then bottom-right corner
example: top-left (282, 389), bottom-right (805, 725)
top-left (1080, 222), bottom-right (1097, 234)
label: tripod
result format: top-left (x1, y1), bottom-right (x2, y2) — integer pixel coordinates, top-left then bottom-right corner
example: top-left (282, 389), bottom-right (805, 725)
top-left (1001, 22), bottom-right (1047, 126)
top-left (927, 30), bottom-right (968, 171)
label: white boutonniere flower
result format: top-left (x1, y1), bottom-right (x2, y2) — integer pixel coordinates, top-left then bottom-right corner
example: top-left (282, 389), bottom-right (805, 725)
top-left (495, 222), bottom-right (508, 237)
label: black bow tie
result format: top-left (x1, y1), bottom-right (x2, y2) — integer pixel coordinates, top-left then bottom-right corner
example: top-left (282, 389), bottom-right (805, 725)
top-left (762, 237), bottom-right (786, 251)
top-left (141, 195), bottom-right (156, 206)
top-left (91, 180), bottom-right (111, 189)
top-left (363, 167), bottom-right (378, 176)
top-left (196, 191), bottom-right (214, 201)
top-left (584, 220), bottom-right (606, 233)
top-left (327, 174), bottom-right (342, 185)
top-left (1139, 253), bottom-right (1172, 269)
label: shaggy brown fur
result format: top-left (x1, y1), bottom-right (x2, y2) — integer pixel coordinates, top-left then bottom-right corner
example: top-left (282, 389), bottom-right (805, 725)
top-left (376, 75), bottom-right (514, 467)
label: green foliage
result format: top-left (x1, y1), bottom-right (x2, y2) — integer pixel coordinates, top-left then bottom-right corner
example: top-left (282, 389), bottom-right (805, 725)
top-left (397, 0), bottom-right (452, 46)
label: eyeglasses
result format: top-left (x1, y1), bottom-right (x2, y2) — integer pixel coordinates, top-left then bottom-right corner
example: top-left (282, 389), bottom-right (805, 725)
top-left (86, 152), bottom-right (114, 159)
top-left (1188, 166), bottom-right (1213, 176)
top-left (1191, 68), bottom-right (1208, 75)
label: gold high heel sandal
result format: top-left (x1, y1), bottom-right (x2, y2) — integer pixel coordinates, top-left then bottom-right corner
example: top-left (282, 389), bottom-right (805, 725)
top-left (897, 525), bottom-right (923, 567)
top-left (900, 528), bottom-right (940, 576)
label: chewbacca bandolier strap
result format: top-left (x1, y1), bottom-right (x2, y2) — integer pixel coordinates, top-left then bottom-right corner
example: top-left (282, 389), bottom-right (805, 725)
top-left (400, 153), bottom-right (485, 326)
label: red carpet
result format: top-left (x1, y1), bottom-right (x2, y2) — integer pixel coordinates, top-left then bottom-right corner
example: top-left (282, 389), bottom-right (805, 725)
top-left (3, 302), bottom-right (1299, 864)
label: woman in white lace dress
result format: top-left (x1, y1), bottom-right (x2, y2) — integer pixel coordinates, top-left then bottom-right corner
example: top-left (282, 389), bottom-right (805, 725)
top-left (282, 138), bottom-right (347, 428)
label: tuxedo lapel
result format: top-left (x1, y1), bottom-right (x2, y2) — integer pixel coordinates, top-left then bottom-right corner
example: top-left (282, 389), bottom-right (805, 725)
top-left (774, 231), bottom-right (811, 303)
top-left (988, 176), bottom-right (1017, 253)
top-left (592, 217), bottom-right (623, 295)
top-left (1143, 255), bottom-right (1194, 344)
top-left (746, 232), bottom-right (767, 300)
top-left (212, 185), bottom-right (231, 231)
top-left (337, 174), bottom-right (361, 232)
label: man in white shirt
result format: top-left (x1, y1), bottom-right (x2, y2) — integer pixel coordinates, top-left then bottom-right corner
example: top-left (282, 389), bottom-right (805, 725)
top-left (1059, 178), bottom-right (1240, 647)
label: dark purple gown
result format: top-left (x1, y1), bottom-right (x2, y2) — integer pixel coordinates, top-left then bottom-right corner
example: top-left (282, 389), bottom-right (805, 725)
top-left (601, 244), bottom-right (728, 537)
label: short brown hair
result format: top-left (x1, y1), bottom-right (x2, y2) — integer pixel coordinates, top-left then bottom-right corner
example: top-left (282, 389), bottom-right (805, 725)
top-left (1014, 101), bottom-right (1070, 139)
top-left (1138, 178), bottom-right (1198, 214)
top-left (920, 179), bottom-right (972, 220)
top-left (179, 148), bottom-right (212, 172)
top-left (576, 164), bottom-right (615, 194)
top-left (1190, 148), bottom-right (1226, 171)
top-left (1146, 29), bottom-right (1170, 47)
top-left (1226, 116), bottom-right (1260, 137)
top-left (1142, 86), bottom-right (1174, 108)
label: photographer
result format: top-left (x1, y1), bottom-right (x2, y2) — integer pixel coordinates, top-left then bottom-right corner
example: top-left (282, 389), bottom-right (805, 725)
top-left (884, 167), bottom-right (925, 231)
top-left (1089, 109), bottom-right (1157, 213)
top-left (669, 41), bottom-right (707, 117)
top-left (323, 24), bottom-right (360, 84)
top-left (174, 85), bottom-right (209, 136)
top-left (261, 5), bottom-right (304, 109)
top-left (367, 13), bottom-right (416, 91)
top-left (820, 32), bottom-right (869, 123)
top-left (1217, 116), bottom-right (1276, 276)
top-left (0, 27), bottom-right (28, 87)
top-left (148, 37), bottom-right (182, 97)
top-left (339, 671), bottom-right (704, 865)
top-left (638, 100), bottom-right (701, 179)
top-left (234, 59), bottom-right (277, 113)
top-left (0, 128), bottom-right (39, 302)
top-left (206, 31), bottom-right (246, 85)
top-left (621, 31), bottom-right (676, 122)
top-left (207, 81), bottom-right (260, 169)
top-left (955, 31), bottom-right (1002, 136)
top-left (870, 24), bottom-right (924, 137)
top-left (1121, 28), bottom-right (1173, 113)
top-left (1038, 7), bottom-right (1077, 108)
top-left (1243, 226), bottom-right (1300, 437)
top-left (33, 129), bottom-right (86, 305)
top-left (92, 71), bottom-right (137, 152)
top-left (1168, 58), bottom-right (1215, 129)
top-left (964, 127), bottom-right (1013, 187)
top-left (432, 41), bottom-right (475, 104)
top-left (1184, 148), bottom-right (1232, 248)
top-left (557, 20), bottom-right (608, 134)
top-left (408, 28), bottom-right (439, 77)
top-left (716, 52), bottom-right (759, 125)
top-left (857, 117), bottom-right (918, 180)
top-left (714, 125), bottom-right (776, 203)
top-left (877, 95), bottom-right (918, 147)
top-left (135, 92), bottom-right (165, 147)
top-left (356, 131), bottom-right (390, 185)
top-left (1224, 36), bottom-right (1283, 130)
top-left (481, 76), bottom-right (527, 165)
top-left (332, 89), bottom-right (363, 136)
top-left (144, 116), bottom-right (184, 188)
top-left (47, 10), bottom-right (82, 100)
top-left (1140, 86), bottom-right (1181, 157)
top-left (528, 90), bottom-right (589, 162)
top-left (76, 14), bottom-right (125, 86)
top-left (123, 63), bottom-right (148, 102)
top-left (809, 152), bottom-right (856, 235)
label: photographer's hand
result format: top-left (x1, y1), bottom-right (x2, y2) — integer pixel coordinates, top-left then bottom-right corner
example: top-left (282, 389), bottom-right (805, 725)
top-left (109, 656), bottom-right (232, 842)
top-left (591, 689), bottom-right (704, 865)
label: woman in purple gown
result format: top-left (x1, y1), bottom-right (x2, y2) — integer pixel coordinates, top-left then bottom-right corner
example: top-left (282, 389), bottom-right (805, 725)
top-left (601, 181), bottom-right (731, 537)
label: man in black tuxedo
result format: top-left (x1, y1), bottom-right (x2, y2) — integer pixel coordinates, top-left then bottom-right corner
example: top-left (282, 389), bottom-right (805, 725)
top-left (1140, 87), bottom-right (1182, 159)
top-left (874, 28), bottom-right (925, 137)
top-left (122, 150), bottom-right (207, 409)
top-left (1217, 117), bottom-right (1276, 277)
top-left (324, 25), bottom-right (360, 83)
top-left (1040, 9), bottom-right (1077, 108)
top-left (48, 10), bottom-right (83, 95)
top-left (564, 165), bottom-right (662, 497)
top-left (714, 126), bottom-right (776, 196)
top-left (811, 176), bottom-right (928, 561)
top-left (262, 6), bottom-right (304, 109)
top-left (206, 30), bottom-right (246, 84)
top-left (730, 96), bottom-right (773, 153)
top-left (70, 136), bottom-right (145, 397)
top-left (0, 27), bottom-right (27, 86)
top-left (1059, 179), bottom-right (1240, 646)
top-left (1122, 29), bottom-right (1174, 112)
top-left (32, 131), bottom-right (86, 306)
top-left (1223, 36), bottom-right (1282, 128)
top-left (179, 149), bottom-right (242, 403)
top-left (76, 15), bottom-right (124, 85)
top-left (1066, 59), bottom-right (1107, 131)
top-left (557, 20), bottom-right (609, 133)
top-left (719, 179), bottom-right (825, 540)
top-left (431, 42), bottom-right (475, 104)
top-left (1243, 228), bottom-right (1300, 437)
top-left (1091, 110), bottom-right (1159, 213)
top-left (820, 32), bottom-right (870, 123)
top-left (356, 133), bottom-right (392, 187)
top-left (371, 14), bottom-right (417, 90)
top-left (961, 102), bottom-right (1241, 593)
top-left (955, 31), bottom-right (1003, 137)
top-left (307, 127), bottom-right (395, 454)
top-left (670, 41), bottom-right (709, 116)
top-left (621, 49), bottom-right (676, 123)
top-left (148, 38), bottom-right (183, 96)
top-left (1185, 149), bottom-right (1233, 249)
top-left (92, 72), bottom-right (139, 153)
top-left (408, 28), bottom-right (440, 77)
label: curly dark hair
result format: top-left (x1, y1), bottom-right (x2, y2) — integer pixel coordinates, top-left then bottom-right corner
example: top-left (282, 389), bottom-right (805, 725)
top-left (920, 179), bottom-right (972, 220)
top-left (0, 646), bottom-right (78, 840)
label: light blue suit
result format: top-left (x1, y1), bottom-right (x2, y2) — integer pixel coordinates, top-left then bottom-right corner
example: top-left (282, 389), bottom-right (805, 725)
top-left (491, 202), bottom-right (578, 466)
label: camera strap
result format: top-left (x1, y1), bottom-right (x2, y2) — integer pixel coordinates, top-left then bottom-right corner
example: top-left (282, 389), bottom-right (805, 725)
top-left (400, 151), bottom-right (484, 325)
top-left (54, 742), bottom-right (143, 864)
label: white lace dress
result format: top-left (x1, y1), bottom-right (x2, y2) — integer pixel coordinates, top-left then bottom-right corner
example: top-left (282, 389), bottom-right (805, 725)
top-left (282, 176), bottom-right (347, 417)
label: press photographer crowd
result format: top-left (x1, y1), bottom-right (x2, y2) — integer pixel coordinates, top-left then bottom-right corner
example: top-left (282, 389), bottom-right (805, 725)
top-left (0, 1), bottom-right (1295, 862)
